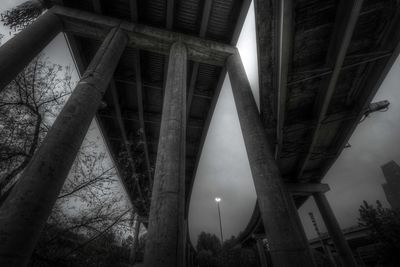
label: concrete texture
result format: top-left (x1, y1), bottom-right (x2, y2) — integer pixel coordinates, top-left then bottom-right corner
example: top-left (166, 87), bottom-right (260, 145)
top-left (143, 42), bottom-right (187, 267)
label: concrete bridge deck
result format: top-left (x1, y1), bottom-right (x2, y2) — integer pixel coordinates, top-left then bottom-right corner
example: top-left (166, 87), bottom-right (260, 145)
top-left (0, 0), bottom-right (399, 266)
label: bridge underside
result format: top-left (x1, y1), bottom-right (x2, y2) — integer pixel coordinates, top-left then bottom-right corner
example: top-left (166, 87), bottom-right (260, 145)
top-left (259, 0), bottom-right (400, 199)
top-left (51, 0), bottom-right (251, 219)
top-left (239, 0), bottom-right (400, 265)
top-left (0, 0), bottom-right (399, 266)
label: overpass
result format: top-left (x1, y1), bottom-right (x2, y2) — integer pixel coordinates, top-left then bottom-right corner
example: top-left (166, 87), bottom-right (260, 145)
top-left (0, 0), bottom-right (399, 266)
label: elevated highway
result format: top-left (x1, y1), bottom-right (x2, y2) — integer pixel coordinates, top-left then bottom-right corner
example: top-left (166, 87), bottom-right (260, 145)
top-left (0, 0), bottom-right (399, 266)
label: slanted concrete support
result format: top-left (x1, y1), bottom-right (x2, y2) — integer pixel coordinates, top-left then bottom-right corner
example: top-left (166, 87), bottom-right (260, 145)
top-left (0, 11), bottom-right (62, 92)
top-left (227, 52), bottom-right (315, 267)
top-left (0, 27), bottom-right (127, 267)
top-left (143, 42), bottom-right (187, 267)
top-left (313, 192), bottom-right (357, 267)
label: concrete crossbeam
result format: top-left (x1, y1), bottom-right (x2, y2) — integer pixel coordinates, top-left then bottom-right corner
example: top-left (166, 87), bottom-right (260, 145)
top-left (49, 5), bottom-right (236, 66)
top-left (285, 183), bottom-right (330, 196)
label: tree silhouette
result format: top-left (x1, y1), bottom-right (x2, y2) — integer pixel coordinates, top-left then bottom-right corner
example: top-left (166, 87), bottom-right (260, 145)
top-left (0, 0), bottom-right (45, 31)
top-left (0, 55), bottom-right (73, 197)
top-left (358, 200), bottom-right (400, 265)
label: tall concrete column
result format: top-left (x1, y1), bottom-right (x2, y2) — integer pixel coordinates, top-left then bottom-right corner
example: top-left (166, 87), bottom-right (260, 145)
top-left (227, 52), bottom-right (315, 267)
top-left (313, 192), bottom-right (357, 267)
top-left (143, 42), bottom-right (187, 267)
top-left (0, 27), bottom-right (127, 267)
top-left (0, 10), bottom-right (62, 92)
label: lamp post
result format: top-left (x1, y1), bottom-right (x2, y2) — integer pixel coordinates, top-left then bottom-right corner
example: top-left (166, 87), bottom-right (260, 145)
top-left (215, 197), bottom-right (224, 243)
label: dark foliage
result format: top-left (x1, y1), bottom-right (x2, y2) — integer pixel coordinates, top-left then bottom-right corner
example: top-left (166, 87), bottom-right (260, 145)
top-left (29, 223), bottom-right (132, 267)
top-left (0, 0), bottom-right (45, 31)
top-left (195, 233), bottom-right (258, 267)
top-left (196, 232), bottom-right (221, 256)
top-left (358, 200), bottom-right (400, 266)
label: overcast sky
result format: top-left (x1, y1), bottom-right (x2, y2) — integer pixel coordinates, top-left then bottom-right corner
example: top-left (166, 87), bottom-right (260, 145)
top-left (2, 0), bottom-right (400, 246)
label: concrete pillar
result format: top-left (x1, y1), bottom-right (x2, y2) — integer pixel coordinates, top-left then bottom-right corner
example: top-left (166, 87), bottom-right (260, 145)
top-left (313, 192), bottom-right (357, 267)
top-left (227, 52), bottom-right (315, 267)
top-left (0, 27), bottom-right (127, 267)
top-left (255, 238), bottom-right (269, 267)
top-left (0, 10), bottom-right (62, 92)
top-left (130, 214), bottom-right (141, 264)
top-left (143, 42), bottom-right (187, 267)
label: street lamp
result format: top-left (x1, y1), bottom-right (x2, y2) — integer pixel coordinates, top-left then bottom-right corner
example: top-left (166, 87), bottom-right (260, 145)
top-left (215, 197), bottom-right (224, 243)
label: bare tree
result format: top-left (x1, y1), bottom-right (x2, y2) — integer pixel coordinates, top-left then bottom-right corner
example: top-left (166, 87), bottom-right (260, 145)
top-left (1, 6), bottom-right (137, 265)
top-left (0, 0), bottom-right (45, 31)
top-left (0, 55), bottom-right (73, 195)
top-left (30, 138), bottom-right (134, 266)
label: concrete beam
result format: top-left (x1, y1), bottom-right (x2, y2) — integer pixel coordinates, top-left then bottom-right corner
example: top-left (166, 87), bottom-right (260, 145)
top-left (99, 110), bottom-right (203, 129)
top-left (166, 0), bottom-right (175, 30)
top-left (285, 183), bottom-right (330, 196)
top-left (0, 27), bottom-right (127, 267)
top-left (296, 0), bottom-right (364, 178)
top-left (129, 0), bottom-right (138, 21)
top-left (318, 8), bottom-right (400, 183)
top-left (0, 11), bottom-right (62, 92)
top-left (275, 0), bottom-right (294, 159)
top-left (50, 5), bottom-right (236, 66)
top-left (187, 0), bottom-right (212, 118)
top-left (123, 0), bottom-right (153, 186)
top-left (254, 0), bottom-right (280, 144)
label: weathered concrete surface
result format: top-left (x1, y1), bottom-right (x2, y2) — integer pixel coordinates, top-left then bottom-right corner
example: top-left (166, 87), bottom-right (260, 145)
top-left (313, 192), bottom-right (357, 267)
top-left (0, 28), bottom-right (127, 267)
top-left (0, 11), bottom-right (62, 92)
top-left (143, 42), bottom-right (187, 267)
top-left (50, 5), bottom-right (235, 66)
top-left (227, 52), bottom-right (315, 267)
top-left (254, 0), bottom-right (279, 144)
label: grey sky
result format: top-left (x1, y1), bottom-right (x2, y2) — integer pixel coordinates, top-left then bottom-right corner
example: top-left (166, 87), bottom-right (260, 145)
top-left (2, 0), bottom-right (399, 246)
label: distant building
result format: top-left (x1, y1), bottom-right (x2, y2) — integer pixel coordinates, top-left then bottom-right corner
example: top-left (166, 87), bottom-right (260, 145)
top-left (381, 160), bottom-right (400, 210)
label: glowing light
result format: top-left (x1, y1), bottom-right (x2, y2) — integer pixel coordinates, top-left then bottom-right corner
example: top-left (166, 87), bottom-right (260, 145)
top-left (215, 197), bottom-right (221, 202)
